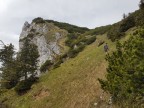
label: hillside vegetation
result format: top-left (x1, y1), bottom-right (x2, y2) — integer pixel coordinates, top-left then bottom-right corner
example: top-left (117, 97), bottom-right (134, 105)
top-left (1, 1), bottom-right (144, 108)
top-left (0, 28), bottom-right (136, 108)
top-left (32, 17), bottom-right (90, 34)
top-left (107, 7), bottom-right (144, 41)
top-left (0, 34), bottom-right (115, 108)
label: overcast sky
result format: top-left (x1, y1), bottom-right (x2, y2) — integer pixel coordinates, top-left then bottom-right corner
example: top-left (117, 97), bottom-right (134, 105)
top-left (0, 0), bottom-right (139, 50)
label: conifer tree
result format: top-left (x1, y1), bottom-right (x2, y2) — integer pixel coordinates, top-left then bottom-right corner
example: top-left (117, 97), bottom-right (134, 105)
top-left (99, 29), bottom-right (144, 105)
top-left (139, 0), bottom-right (144, 9)
top-left (18, 38), bottom-right (39, 80)
top-left (0, 44), bottom-right (18, 89)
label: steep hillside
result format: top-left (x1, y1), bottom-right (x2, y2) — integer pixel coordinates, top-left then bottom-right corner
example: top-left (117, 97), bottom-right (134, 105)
top-left (0, 30), bottom-right (137, 108)
top-left (0, 5), bottom-right (142, 108)
top-left (1, 30), bottom-right (136, 108)
top-left (19, 17), bottom-right (92, 76)
top-left (107, 7), bottom-right (144, 41)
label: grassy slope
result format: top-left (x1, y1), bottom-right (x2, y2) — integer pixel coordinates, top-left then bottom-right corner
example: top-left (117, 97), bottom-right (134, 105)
top-left (0, 30), bottom-right (134, 108)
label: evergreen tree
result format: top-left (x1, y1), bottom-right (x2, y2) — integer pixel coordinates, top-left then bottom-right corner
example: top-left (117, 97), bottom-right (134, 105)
top-left (139, 0), bottom-right (144, 9)
top-left (119, 15), bottom-right (135, 32)
top-left (18, 38), bottom-right (39, 80)
top-left (0, 44), bottom-right (18, 89)
top-left (99, 29), bottom-right (144, 105)
top-left (123, 13), bottom-right (127, 19)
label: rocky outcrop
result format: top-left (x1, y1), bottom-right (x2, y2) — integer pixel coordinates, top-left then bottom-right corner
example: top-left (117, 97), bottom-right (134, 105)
top-left (19, 20), bottom-right (68, 75)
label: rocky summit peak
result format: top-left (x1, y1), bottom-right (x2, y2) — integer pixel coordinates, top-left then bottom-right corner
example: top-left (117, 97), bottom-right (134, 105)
top-left (19, 18), bottom-right (68, 76)
top-left (23, 21), bottom-right (30, 29)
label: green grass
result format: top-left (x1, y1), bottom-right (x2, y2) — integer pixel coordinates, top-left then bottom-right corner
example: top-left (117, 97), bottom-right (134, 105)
top-left (0, 32), bottom-right (133, 108)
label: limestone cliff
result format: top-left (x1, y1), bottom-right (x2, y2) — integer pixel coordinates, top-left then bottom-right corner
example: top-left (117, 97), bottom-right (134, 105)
top-left (19, 19), bottom-right (68, 75)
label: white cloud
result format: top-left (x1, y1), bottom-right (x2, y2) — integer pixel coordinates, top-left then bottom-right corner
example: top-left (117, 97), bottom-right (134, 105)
top-left (0, 0), bottom-right (9, 13)
top-left (0, 0), bottom-right (140, 50)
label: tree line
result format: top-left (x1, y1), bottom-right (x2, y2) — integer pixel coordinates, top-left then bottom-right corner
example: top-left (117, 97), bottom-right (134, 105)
top-left (107, 0), bottom-right (144, 41)
top-left (0, 38), bottom-right (39, 94)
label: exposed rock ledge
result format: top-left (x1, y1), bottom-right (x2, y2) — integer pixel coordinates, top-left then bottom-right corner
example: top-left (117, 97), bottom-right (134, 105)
top-left (19, 21), bottom-right (68, 75)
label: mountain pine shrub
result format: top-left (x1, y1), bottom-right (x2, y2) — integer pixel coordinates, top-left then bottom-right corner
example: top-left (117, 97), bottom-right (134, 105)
top-left (40, 60), bottom-right (53, 72)
top-left (99, 29), bottom-right (144, 106)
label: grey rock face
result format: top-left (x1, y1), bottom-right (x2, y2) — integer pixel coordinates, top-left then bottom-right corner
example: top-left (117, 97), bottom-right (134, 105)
top-left (20, 21), bottom-right (30, 40)
top-left (19, 21), bottom-right (67, 75)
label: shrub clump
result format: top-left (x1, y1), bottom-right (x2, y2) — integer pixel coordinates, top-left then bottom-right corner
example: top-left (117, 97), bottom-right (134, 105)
top-left (67, 44), bottom-right (85, 58)
top-left (85, 25), bottom-right (112, 36)
top-left (32, 17), bottom-right (45, 24)
top-left (119, 15), bottom-right (135, 32)
top-left (53, 58), bottom-right (63, 69)
top-left (107, 23), bottom-right (125, 41)
top-left (99, 29), bottom-right (144, 106)
top-left (85, 36), bottom-right (96, 45)
top-left (46, 20), bottom-right (89, 34)
top-left (107, 6), bottom-right (144, 41)
top-left (40, 60), bottom-right (53, 72)
top-left (15, 76), bottom-right (38, 94)
top-left (98, 40), bottom-right (105, 47)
